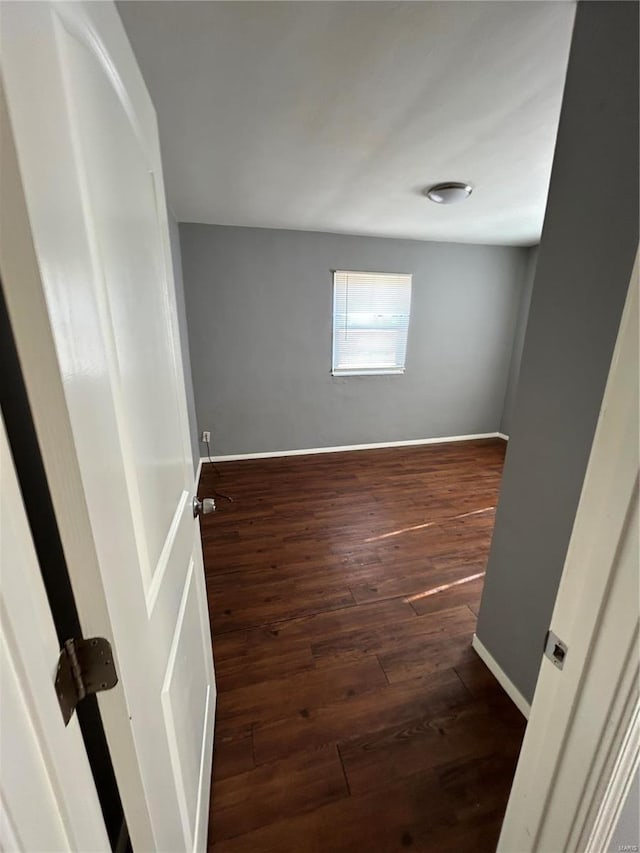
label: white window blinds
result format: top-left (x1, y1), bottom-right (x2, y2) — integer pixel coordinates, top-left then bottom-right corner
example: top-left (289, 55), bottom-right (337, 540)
top-left (332, 270), bottom-right (412, 376)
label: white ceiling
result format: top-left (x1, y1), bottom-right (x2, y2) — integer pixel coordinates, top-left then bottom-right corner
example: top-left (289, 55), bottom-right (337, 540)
top-left (118, 1), bottom-right (575, 246)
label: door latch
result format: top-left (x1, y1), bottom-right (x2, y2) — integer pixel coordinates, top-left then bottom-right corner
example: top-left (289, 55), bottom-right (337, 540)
top-left (55, 637), bottom-right (118, 725)
top-left (544, 630), bottom-right (568, 670)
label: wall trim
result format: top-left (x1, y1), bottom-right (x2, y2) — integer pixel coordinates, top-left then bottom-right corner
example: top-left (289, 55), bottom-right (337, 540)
top-left (496, 432), bottom-right (509, 441)
top-left (472, 633), bottom-right (531, 719)
top-left (201, 431), bottom-right (505, 463)
top-left (586, 701), bottom-right (639, 852)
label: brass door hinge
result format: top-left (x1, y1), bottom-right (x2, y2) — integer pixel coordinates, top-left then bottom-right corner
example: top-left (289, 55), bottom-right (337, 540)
top-left (55, 637), bottom-right (118, 725)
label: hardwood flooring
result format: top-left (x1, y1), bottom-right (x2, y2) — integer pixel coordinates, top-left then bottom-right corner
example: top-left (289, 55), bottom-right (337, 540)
top-left (200, 439), bottom-right (525, 852)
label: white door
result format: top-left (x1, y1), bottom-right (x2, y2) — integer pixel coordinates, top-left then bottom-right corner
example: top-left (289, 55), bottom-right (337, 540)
top-left (0, 413), bottom-right (109, 852)
top-left (0, 2), bottom-right (216, 850)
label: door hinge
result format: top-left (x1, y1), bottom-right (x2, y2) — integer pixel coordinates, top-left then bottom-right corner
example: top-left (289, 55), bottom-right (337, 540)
top-left (55, 637), bottom-right (118, 725)
top-left (544, 629), bottom-right (568, 670)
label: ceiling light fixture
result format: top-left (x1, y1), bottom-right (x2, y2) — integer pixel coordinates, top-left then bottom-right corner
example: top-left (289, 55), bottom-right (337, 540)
top-left (425, 182), bottom-right (473, 204)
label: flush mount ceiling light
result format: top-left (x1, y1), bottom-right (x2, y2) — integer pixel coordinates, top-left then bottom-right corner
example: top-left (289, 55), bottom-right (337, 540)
top-left (425, 182), bottom-right (473, 204)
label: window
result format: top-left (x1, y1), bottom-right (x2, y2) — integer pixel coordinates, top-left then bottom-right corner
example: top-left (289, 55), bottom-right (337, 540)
top-left (332, 270), bottom-right (412, 376)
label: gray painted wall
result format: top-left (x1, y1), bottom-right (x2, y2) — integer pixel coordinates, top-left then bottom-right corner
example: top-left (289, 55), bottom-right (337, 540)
top-left (500, 246), bottom-right (537, 436)
top-left (477, 0), bottom-right (639, 703)
top-left (179, 224), bottom-right (529, 455)
top-left (167, 208), bottom-right (200, 475)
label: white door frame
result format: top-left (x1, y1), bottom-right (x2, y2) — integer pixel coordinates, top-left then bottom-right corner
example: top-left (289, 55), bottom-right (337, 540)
top-left (499, 250), bottom-right (639, 851)
top-left (0, 76), bottom-right (155, 850)
top-left (0, 413), bottom-right (110, 852)
top-left (0, 43), bottom-right (152, 853)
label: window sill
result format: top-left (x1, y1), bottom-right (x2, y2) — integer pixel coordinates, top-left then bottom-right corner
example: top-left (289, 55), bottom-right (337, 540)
top-left (331, 369), bottom-right (405, 377)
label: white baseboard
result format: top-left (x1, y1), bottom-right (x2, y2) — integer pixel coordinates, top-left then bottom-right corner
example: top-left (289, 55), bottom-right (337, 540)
top-left (496, 432), bottom-right (509, 441)
top-left (200, 431), bottom-right (505, 463)
top-left (471, 633), bottom-right (531, 719)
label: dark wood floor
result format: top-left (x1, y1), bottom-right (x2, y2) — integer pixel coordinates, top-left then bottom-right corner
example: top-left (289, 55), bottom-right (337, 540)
top-left (200, 439), bottom-right (525, 852)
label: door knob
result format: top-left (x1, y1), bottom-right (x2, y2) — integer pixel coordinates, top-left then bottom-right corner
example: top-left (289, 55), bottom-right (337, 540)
top-left (193, 496), bottom-right (216, 518)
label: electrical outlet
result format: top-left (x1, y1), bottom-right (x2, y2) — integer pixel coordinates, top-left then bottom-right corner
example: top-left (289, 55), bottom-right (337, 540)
top-left (201, 431), bottom-right (211, 444)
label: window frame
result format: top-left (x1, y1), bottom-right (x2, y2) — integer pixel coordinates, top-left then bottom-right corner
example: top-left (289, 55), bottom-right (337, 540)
top-left (331, 268), bottom-right (413, 377)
